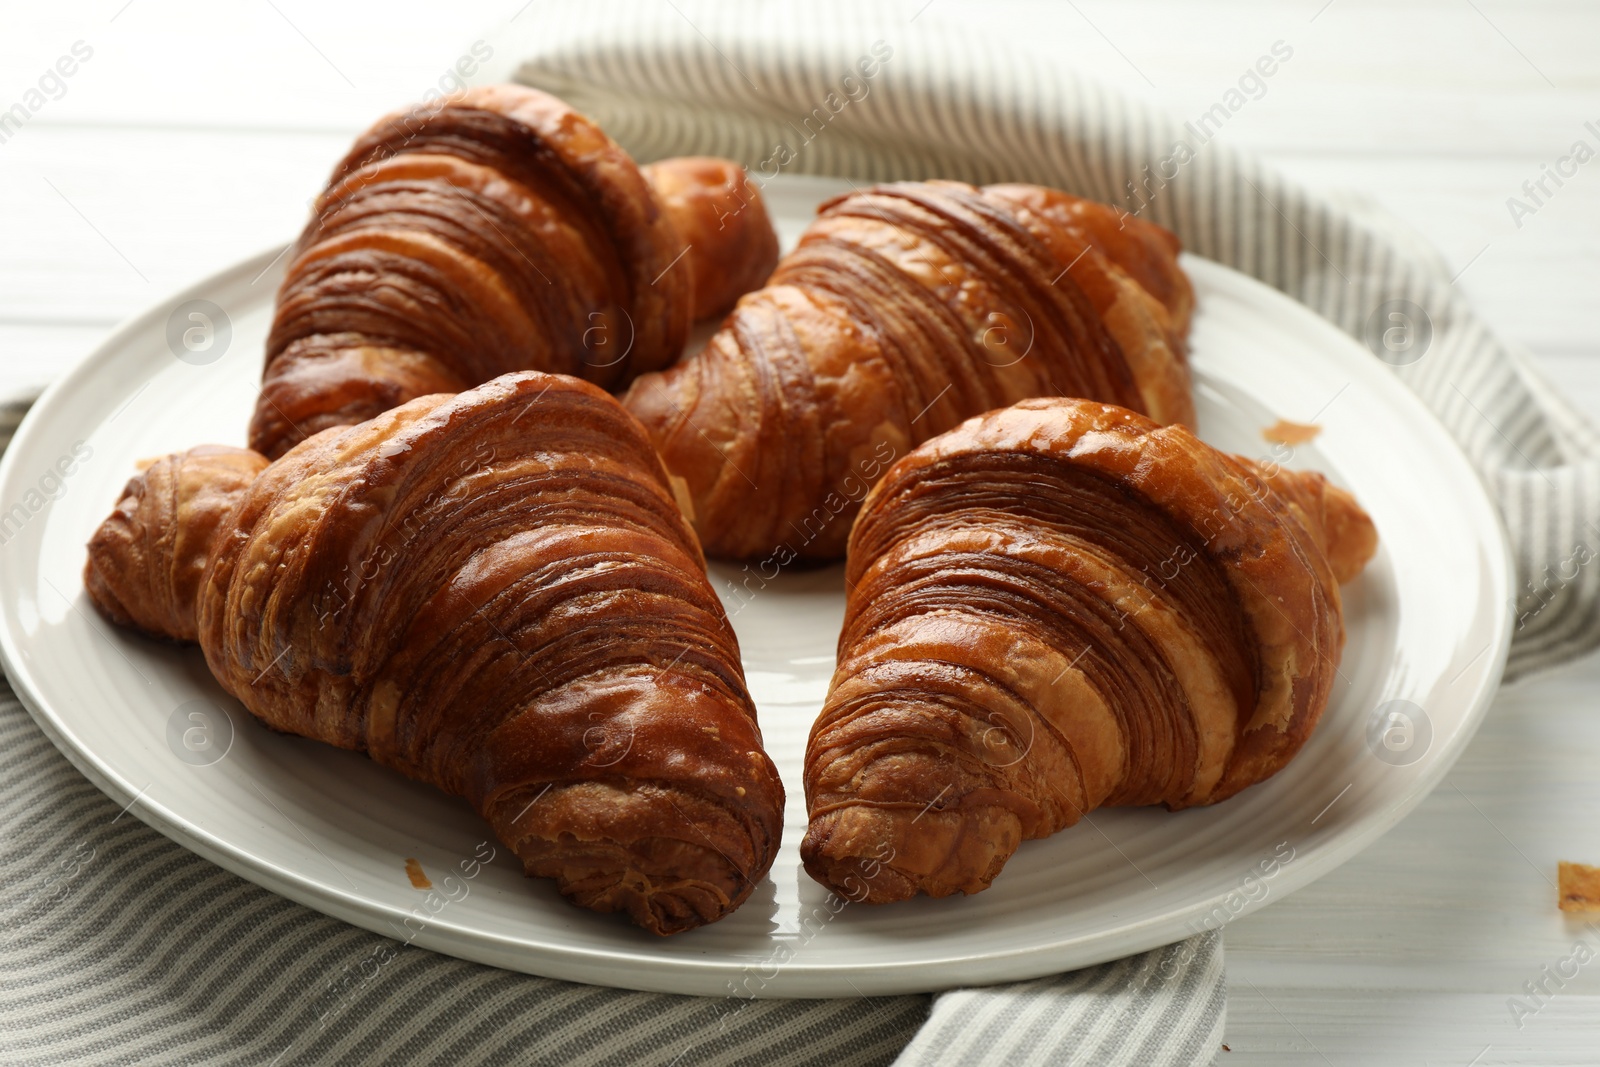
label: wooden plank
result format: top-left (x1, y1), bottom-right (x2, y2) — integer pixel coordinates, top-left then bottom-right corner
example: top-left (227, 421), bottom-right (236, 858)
top-left (0, 128), bottom-right (345, 323)
top-left (0, 324), bottom-right (107, 400)
top-left (0, 0), bottom-right (506, 134)
top-left (1227, 653), bottom-right (1600, 995)
top-left (2, 0), bottom-right (1597, 152)
top-left (1224, 988), bottom-right (1600, 1063)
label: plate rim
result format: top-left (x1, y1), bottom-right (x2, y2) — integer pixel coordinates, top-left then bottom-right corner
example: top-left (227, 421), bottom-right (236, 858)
top-left (0, 234), bottom-right (1516, 998)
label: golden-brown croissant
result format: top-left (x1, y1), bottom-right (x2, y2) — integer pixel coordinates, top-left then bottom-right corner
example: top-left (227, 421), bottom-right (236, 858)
top-left (251, 86), bottom-right (778, 460)
top-left (801, 398), bottom-right (1376, 904)
top-left (86, 372), bottom-right (785, 935)
top-left (622, 180), bottom-right (1196, 563)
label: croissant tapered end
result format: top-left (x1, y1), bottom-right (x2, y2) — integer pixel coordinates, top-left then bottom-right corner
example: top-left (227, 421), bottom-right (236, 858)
top-left (488, 704), bottom-right (784, 937)
top-left (504, 797), bottom-right (771, 936)
top-left (1321, 484), bottom-right (1380, 584)
top-left (83, 445), bottom-right (268, 643)
top-left (803, 795), bottom-right (1025, 905)
top-left (1241, 460), bottom-right (1379, 586)
top-left (803, 397), bottom-right (1376, 904)
top-left (472, 667), bottom-right (783, 936)
top-left (643, 157), bottom-right (780, 321)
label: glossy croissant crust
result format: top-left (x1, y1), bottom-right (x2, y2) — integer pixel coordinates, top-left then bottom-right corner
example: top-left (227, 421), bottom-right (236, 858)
top-left (86, 372), bottom-right (784, 935)
top-left (623, 180), bottom-right (1196, 562)
top-left (251, 85), bottom-right (778, 459)
top-left (801, 398), bottom-right (1377, 904)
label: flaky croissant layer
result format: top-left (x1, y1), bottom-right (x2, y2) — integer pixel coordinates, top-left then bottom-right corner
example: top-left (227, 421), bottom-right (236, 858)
top-left (802, 397), bottom-right (1376, 904)
top-left (87, 372), bottom-right (784, 935)
top-left (623, 180), bottom-right (1196, 564)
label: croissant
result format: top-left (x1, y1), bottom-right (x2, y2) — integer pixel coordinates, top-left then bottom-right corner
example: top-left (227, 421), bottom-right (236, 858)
top-left (251, 86), bottom-right (778, 459)
top-left (622, 180), bottom-right (1196, 562)
top-left (801, 397), bottom-right (1377, 903)
top-left (85, 372), bottom-right (785, 935)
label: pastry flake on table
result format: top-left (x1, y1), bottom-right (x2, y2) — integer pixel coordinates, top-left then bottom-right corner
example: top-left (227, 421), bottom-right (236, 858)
top-left (1559, 860), bottom-right (1600, 912)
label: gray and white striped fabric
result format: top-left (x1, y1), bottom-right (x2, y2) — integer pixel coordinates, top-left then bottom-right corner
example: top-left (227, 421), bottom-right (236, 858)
top-left (894, 931), bottom-right (1225, 1067)
top-left (11, 1), bottom-right (1598, 1063)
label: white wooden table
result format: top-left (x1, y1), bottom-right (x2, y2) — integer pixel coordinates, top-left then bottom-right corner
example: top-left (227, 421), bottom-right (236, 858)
top-left (4, 2), bottom-right (1598, 1062)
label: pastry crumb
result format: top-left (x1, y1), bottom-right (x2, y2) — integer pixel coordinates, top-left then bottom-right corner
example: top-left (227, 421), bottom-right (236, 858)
top-left (1262, 419), bottom-right (1321, 445)
top-left (405, 857), bottom-right (432, 890)
top-left (1559, 861), bottom-right (1600, 912)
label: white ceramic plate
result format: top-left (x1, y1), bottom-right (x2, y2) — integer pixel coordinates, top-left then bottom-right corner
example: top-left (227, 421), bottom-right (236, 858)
top-left (0, 175), bottom-right (1512, 998)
